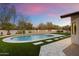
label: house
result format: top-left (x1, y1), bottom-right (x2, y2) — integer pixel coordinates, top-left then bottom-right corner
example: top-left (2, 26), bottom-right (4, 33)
top-left (60, 11), bottom-right (79, 45)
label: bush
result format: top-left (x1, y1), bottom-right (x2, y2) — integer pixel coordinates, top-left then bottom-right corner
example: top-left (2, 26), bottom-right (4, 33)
top-left (28, 30), bottom-right (32, 33)
top-left (0, 32), bottom-right (3, 36)
top-left (16, 30), bottom-right (23, 34)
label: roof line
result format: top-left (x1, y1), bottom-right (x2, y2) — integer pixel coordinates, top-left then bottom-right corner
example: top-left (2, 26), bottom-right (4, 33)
top-left (60, 11), bottom-right (79, 18)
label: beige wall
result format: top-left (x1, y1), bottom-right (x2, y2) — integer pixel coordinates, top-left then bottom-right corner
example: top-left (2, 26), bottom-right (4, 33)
top-left (71, 15), bottom-right (79, 45)
top-left (0, 30), bottom-right (57, 35)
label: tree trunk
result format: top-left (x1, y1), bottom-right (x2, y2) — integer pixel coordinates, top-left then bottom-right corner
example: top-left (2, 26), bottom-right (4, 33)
top-left (23, 30), bottom-right (26, 34)
top-left (7, 30), bottom-right (11, 35)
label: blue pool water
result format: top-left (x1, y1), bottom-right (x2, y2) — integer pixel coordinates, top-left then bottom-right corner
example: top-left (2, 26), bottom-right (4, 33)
top-left (3, 34), bottom-right (64, 43)
top-left (14, 34), bottom-right (53, 41)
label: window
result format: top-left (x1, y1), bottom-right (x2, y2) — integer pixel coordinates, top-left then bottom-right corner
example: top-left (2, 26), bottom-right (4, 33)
top-left (72, 22), bottom-right (76, 35)
top-left (74, 23), bottom-right (76, 35)
top-left (71, 23), bottom-right (73, 34)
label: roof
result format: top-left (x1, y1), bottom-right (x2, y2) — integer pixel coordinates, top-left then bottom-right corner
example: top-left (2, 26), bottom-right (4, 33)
top-left (60, 11), bottom-right (79, 18)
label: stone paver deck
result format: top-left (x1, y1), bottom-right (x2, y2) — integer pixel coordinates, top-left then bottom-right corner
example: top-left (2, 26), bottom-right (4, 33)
top-left (33, 42), bottom-right (44, 45)
top-left (39, 37), bottom-right (71, 56)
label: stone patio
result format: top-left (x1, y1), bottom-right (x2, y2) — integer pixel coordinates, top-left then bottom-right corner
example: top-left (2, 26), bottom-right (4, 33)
top-left (39, 37), bottom-right (71, 56)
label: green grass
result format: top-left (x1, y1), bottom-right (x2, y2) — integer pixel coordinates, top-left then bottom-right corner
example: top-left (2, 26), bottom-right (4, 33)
top-left (0, 32), bottom-right (71, 56)
top-left (33, 36), bottom-right (70, 46)
top-left (0, 38), bottom-right (40, 56)
top-left (52, 32), bottom-right (71, 36)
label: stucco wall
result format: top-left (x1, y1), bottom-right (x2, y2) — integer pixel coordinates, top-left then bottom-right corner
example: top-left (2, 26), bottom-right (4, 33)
top-left (71, 15), bottom-right (79, 45)
top-left (0, 30), bottom-right (57, 35)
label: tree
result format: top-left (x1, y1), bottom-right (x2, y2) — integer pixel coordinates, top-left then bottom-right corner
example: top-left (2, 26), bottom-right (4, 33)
top-left (0, 4), bottom-right (16, 35)
top-left (26, 22), bottom-right (33, 30)
top-left (0, 4), bottom-right (16, 24)
top-left (1, 23), bottom-right (16, 35)
top-left (9, 5), bottom-right (16, 23)
top-left (38, 23), bottom-right (46, 30)
top-left (62, 25), bottom-right (71, 32)
top-left (46, 22), bottom-right (53, 31)
top-left (17, 15), bottom-right (27, 34)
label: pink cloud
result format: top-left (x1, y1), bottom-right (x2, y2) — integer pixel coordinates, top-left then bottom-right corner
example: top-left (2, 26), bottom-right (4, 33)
top-left (27, 6), bottom-right (45, 12)
top-left (16, 3), bottom-right (79, 16)
top-left (26, 5), bottom-right (49, 15)
top-left (16, 4), bottom-right (49, 15)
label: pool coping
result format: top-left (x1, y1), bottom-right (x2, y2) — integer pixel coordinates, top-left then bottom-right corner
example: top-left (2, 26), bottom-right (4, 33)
top-left (2, 34), bottom-right (64, 43)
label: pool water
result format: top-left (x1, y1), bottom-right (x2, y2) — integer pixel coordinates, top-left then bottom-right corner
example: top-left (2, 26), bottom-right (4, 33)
top-left (14, 35), bottom-right (53, 41)
top-left (3, 34), bottom-right (64, 43)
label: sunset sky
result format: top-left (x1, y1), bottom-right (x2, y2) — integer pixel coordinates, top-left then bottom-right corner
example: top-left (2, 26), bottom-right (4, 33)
top-left (11, 3), bottom-right (79, 26)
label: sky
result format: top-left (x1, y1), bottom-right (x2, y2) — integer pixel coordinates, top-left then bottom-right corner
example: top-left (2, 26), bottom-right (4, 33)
top-left (11, 3), bottom-right (79, 26)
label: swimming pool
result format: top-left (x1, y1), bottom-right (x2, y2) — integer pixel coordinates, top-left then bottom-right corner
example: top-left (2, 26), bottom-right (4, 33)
top-left (3, 34), bottom-right (64, 43)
